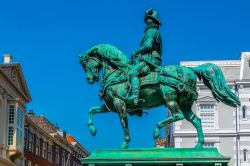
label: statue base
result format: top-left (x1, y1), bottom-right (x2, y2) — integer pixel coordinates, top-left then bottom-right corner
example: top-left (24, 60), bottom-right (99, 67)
top-left (81, 148), bottom-right (230, 166)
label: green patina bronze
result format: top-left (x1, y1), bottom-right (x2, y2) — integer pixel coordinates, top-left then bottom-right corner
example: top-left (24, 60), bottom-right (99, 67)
top-left (79, 9), bottom-right (240, 150)
top-left (82, 148), bottom-right (230, 165)
top-left (79, 44), bottom-right (240, 149)
top-left (128, 8), bottom-right (162, 105)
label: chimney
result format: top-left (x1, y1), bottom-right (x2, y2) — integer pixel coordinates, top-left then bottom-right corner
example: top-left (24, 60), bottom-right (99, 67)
top-left (27, 110), bottom-right (35, 117)
top-left (3, 54), bottom-right (12, 64)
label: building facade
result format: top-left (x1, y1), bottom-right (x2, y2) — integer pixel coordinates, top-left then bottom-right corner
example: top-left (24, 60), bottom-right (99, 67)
top-left (0, 55), bottom-right (89, 166)
top-left (24, 111), bottom-right (89, 166)
top-left (0, 55), bottom-right (32, 166)
top-left (173, 52), bottom-right (250, 166)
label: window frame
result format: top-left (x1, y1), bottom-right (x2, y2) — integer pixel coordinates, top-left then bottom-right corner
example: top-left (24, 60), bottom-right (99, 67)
top-left (47, 143), bottom-right (52, 162)
top-left (243, 149), bottom-right (248, 162)
top-left (242, 105), bottom-right (247, 120)
top-left (42, 141), bottom-right (47, 159)
top-left (24, 128), bottom-right (28, 149)
top-left (7, 104), bottom-right (15, 146)
top-left (55, 145), bottom-right (60, 164)
top-left (28, 131), bottom-right (34, 152)
top-left (16, 106), bottom-right (24, 148)
top-left (62, 150), bottom-right (66, 166)
top-left (35, 136), bottom-right (40, 156)
top-left (198, 103), bottom-right (216, 129)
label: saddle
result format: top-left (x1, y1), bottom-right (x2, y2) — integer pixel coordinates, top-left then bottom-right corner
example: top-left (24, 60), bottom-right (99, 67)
top-left (101, 66), bottom-right (191, 98)
top-left (140, 71), bottom-right (160, 86)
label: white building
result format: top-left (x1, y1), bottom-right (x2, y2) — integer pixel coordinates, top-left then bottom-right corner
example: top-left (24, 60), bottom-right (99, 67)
top-left (0, 55), bottom-right (31, 166)
top-left (173, 52), bottom-right (250, 166)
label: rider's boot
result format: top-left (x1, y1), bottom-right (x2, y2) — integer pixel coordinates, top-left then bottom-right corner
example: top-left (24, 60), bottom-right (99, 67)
top-left (127, 77), bottom-right (140, 105)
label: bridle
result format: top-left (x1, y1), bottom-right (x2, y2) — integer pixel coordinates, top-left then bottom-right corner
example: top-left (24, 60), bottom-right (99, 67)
top-left (81, 56), bottom-right (101, 79)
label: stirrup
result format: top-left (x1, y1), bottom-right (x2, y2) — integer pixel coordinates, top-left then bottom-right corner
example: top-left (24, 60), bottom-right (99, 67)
top-left (127, 96), bottom-right (145, 105)
top-left (127, 95), bottom-right (138, 104)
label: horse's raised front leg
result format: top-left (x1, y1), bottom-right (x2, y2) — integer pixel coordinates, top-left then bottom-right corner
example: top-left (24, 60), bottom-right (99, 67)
top-left (181, 107), bottom-right (204, 148)
top-left (154, 87), bottom-right (184, 140)
top-left (113, 98), bottom-right (130, 149)
top-left (88, 105), bottom-right (109, 136)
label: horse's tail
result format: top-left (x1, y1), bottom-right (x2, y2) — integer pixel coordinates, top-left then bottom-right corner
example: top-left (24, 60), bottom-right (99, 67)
top-left (192, 63), bottom-right (240, 107)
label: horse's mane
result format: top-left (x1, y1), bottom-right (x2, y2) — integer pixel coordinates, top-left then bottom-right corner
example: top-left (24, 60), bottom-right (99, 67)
top-left (88, 44), bottom-right (130, 67)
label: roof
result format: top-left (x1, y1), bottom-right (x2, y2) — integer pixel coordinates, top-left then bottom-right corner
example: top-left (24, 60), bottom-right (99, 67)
top-left (28, 113), bottom-right (89, 155)
top-left (180, 52), bottom-right (250, 81)
top-left (0, 63), bottom-right (31, 102)
top-left (66, 135), bottom-right (76, 143)
top-left (28, 115), bottom-right (58, 133)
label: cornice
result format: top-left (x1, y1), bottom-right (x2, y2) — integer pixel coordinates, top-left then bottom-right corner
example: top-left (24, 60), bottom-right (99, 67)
top-left (0, 68), bottom-right (31, 103)
top-left (181, 60), bottom-right (241, 67)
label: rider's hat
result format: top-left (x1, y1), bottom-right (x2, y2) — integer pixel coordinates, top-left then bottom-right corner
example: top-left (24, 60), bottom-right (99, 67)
top-left (144, 8), bottom-right (161, 25)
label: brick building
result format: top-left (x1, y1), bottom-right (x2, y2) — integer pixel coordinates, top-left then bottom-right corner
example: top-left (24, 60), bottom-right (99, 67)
top-left (24, 111), bottom-right (89, 166)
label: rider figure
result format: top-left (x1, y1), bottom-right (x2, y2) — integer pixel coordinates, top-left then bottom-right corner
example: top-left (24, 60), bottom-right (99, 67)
top-left (127, 8), bottom-right (162, 105)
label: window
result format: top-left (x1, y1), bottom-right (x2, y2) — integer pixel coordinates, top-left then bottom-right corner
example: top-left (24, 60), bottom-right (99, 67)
top-left (199, 104), bottom-right (215, 128)
top-left (28, 132), bottom-right (34, 152)
top-left (48, 144), bottom-right (52, 162)
top-left (242, 105), bottom-right (247, 119)
top-left (243, 149), bottom-right (248, 162)
top-left (55, 146), bottom-right (59, 164)
top-left (35, 137), bottom-right (40, 156)
top-left (62, 150), bottom-right (66, 166)
top-left (16, 107), bottom-right (23, 148)
top-left (8, 105), bottom-right (15, 124)
top-left (203, 142), bottom-right (215, 148)
top-left (42, 141), bottom-right (47, 159)
top-left (8, 126), bottom-right (14, 145)
top-left (8, 105), bottom-right (15, 145)
top-left (24, 128), bottom-right (28, 149)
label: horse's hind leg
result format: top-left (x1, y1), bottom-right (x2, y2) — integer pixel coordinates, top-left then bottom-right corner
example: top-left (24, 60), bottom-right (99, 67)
top-left (113, 97), bottom-right (130, 149)
top-left (88, 105), bottom-right (109, 136)
top-left (181, 106), bottom-right (204, 148)
top-left (154, 86), bottom-right (184, 140)
top-left (153, 111), bottom-right (184, 140)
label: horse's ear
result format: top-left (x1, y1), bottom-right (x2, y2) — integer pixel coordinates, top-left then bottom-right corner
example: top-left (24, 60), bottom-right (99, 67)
top-left (93, 48), bottom-right (98, 54)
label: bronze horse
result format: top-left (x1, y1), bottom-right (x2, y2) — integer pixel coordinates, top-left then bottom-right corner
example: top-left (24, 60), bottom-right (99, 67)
top-left (80, 44), bottom-right (240, 149)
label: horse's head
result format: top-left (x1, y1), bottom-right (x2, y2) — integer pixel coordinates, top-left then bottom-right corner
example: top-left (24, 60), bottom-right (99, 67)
top-left (79, 48), bottom-right (101, 84)
top-left (80, 44), bottom-right (130, 84)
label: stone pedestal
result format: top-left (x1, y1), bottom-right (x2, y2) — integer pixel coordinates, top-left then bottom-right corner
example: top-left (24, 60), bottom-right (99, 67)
top-left (82, 148), bottom-right (230, 166)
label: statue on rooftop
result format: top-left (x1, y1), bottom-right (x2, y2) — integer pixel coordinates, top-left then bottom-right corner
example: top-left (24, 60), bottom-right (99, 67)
top-left (79, 9), bottom-right (240, 149)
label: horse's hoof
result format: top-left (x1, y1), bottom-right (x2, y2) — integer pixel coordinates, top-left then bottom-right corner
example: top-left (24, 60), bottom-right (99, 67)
top-left (89, 125), bottom-right (97, 136)
top-left (120, 142), bottom-right (128, 149)
top-left (194, 143), bottom-right (203, 149)
top-left (153, 127), bottom-right (160, 140)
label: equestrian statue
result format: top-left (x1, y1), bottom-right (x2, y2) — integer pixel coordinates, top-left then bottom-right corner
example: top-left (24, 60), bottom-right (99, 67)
top-left (79, 9), bottom-right (240, 149)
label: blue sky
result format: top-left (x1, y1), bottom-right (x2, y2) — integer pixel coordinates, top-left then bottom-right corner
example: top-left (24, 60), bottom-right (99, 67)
top-left (0, 0), bottom-right (250, 152)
